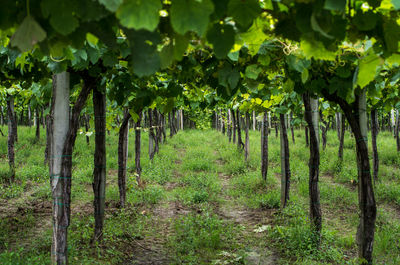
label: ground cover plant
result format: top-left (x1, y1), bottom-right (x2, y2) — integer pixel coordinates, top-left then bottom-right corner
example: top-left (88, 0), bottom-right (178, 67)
top-left (0, 126), bottom-right (400, 264)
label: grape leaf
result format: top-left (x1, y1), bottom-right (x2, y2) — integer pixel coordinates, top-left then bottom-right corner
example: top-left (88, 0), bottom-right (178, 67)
top-left (228, 0), bottom-right (261, 29)
top-left (206, 23), bottom-right (235, 59)
top-left (127, 30), bottom-right (161, 77)
top-left (353, 11), bottom-right (377, 31)
top-left (41, 0), bottom-right (79, 35)
top-left (392, 0), bottom-right (400, 9)
top-left (300, 38), bottom-right (336, 61)
top-left (324, 0), bottom-right (346, 11)
top-left (170, 0), bottom-right (214, 36)
top-left (356, 53), bottom-right (383, 88)
top-left (117, 0), bottom-right (161, 31)
top-left (245, 64), bottom-right (261, 80)
top-left (384, 19), bottom-right (400, 53)
top-left (160, 34), bottom-right (189, 68)
top-left (10, 16), bottom-right (46, 52)
top-left (98, 0), bottom-right (123, 12)
top-left (218, 64), bottom-right (240, 89)
top-left (237, 18), bottom-right (267, 55)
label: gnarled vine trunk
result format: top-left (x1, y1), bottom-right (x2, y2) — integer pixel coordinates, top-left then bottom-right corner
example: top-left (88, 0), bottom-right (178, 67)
top-left (261, 111), bottom-right (269, 185)
top-left (371, 109), bottom-right (379, 182)
top-left (50, 71), bottom-right (94, 264)
top-left (7, 95), bottom-right (16, 182)
top-left (236, 109), bottom-right (244, 150)
top-left (244, 112), bottom-right (250, 162)
top-left (323, 90), bottom-right (376, 264)
top-left (280, 114), bottom-right (290, 208)
top-left (135, 112), bottom-right (142, 184)
top-left (303, 93), bottom-right (322, 246)
top-left (92, 88), bottom-right (106, 241)
top-left (118, 111), bottom-right (131, 208)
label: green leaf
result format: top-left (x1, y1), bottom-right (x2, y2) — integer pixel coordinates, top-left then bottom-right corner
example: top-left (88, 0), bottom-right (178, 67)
top-left (127, 30), bottom-right (161, 76)
top-left (171, 0), bottom-right (214, 36)
top-left (384, 19), bottom-right (400, 53)
top-left (300, 38), bottom-right (336, 61)
top-left (228, 51), bottom-right (239, 61)
top-left (86, 33), bottom-right (99, 46)
top-left (41, 0), bottom-right (79, 35)
top-left (218, 64), bottom-right (240, 89)
top-left (245, 64), bottom-right (261, 80)
top-left (356, 53), bottom-right (383, 88)
top-left (311, 12), bottom-right (333, 39)
top-left (10, 16), bottom-right (47, 52)
top-left (228, 0), bottom-right (261, 29)
top-left (301, 69), bottom-right (309, 84)
top-left (258, 54), bottom-right (270, 66)
top-left (386, 54), bottom-right (400, 66)
top-left (324, 0), bottom-right (346, 11)
top-left (207, 23), bottom-right (235, 59)
top-left (160, 34), bottom-right (189, 68)
top-left (50, 41), bottom-right (67, 58)
top-left (98, 0), bottom-right (123, 12)
top-left (392, 0), bottom-right (400, 9)
top-left (353, 11), bottom-right (377, 31)
top-left (237, 18), bottom-right (267, 55)
top-left (116, 0), bottom-right (161, 31)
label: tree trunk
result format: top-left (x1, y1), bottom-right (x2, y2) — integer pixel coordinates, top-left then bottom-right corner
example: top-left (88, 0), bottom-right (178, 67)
top-left (7, 96), bottom-right (16, 182)
top-left (280, 114), bottom-right (290, 208)
top-left (303, 93), bottom-right (322, 246)
top-left (321, 118), bottom-right (328, 151)
top-left (28, 104), bottom-right (32, 127)
top-left (135, 112), bottom-right (142, 184)
top-left (261, 111), bottom-right (269, 184)
top-left (1, 106), bottom-right (4, 125)
top-left (12, 107), bottom-right (18, 143)
top-left (244, 112), bottom-right (250, 162)
top-left (252, 111), bottom-right (256, 131)
top-left (160, 113), bottom-right (166, 143)
top-left (290, 113), bottom-right (295, 144)
top-left (338, 114), bottom-right (345, 161)
top-left (391, 109), bottom-right (396, 137)
top-left (45, 115), bottom-right (51, 166)
top-left (323, 90), bottom-right (376, 264)
top-left (227, 110), bottom-right (232, 142)
top-left (148, 109), bottom-right (156, 161)
top-left (153, 109), bottom-right (160, 154)
top-left (41, 107), bottom-right (45, 129)
top-left (49, 72), bottom-right (71, 265)
top-left (336, 112), bottom-right (341, 141)
top-left (118, 111), bottom-right (130, 208)
top-left (50, 71), bottom-right (94, 264)
top-left (92, 88), bottom-right (106, 241)
top-left (396, 110), bottom-right (400, 152)
top-left (232, 109), bottom-right (236, 144)
top-left (305, 126), bottom-right (309, 147)
top-left (275, 121), bottom-right (278, 138)
top-left (36, 108), bottom-right (40, 140)
top-left (180, 109), bottom-right (184, 130)
top-left (236, 109), bottom-right (244, 150)
top-left (371, 109), bottom-right (379, 182)
top-left (85, 115), bottom-right (90, 145)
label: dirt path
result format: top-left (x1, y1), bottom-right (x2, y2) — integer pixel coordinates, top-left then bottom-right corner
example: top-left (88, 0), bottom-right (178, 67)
top-left (213, 150), bottom-right (279, 265)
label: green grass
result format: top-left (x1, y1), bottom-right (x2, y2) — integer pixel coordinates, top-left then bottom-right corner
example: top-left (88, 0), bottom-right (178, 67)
top-left (1, 126), bottom-right (400, 264)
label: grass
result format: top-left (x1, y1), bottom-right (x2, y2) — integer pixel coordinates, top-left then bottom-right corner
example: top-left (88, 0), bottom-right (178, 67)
top-left (0, 125), bottom-right (400, 264)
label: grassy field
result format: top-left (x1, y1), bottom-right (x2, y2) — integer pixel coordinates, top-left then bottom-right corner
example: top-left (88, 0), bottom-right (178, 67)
top-left (0, 126), bottom-right (399, 264)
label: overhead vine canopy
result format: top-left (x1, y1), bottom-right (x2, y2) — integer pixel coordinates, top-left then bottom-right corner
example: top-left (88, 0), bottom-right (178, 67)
top-left (0, 0), bottom-right (398, 78)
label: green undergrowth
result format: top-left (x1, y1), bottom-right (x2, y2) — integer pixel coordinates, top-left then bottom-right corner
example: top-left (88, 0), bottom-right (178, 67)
top-left (1, 127), bottom-right (400, 264)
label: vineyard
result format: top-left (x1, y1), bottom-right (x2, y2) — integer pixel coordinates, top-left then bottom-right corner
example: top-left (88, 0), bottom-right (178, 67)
top-left (0, 0), bottom-right (400, 264)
